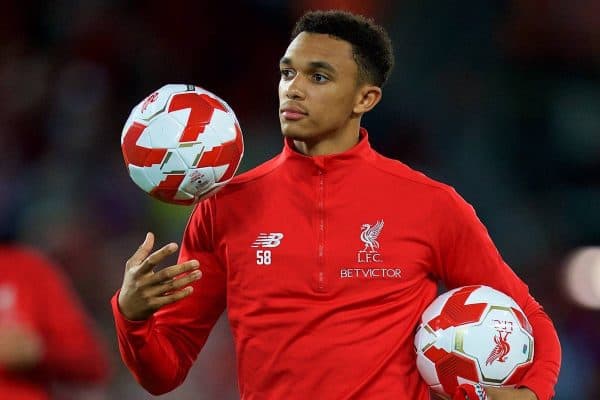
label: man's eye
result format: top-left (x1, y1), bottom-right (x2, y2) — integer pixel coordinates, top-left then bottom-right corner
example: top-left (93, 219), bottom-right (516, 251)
top-left (313, 73), bottom-right (329, 83)
top-left (280, 69), bottom-right (294, 79)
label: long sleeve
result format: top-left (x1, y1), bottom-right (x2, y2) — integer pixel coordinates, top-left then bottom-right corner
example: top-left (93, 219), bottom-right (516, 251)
top-left (112, 198), bottom-right (227, 395)
top-left (432, 188), bottom-right (561, 400)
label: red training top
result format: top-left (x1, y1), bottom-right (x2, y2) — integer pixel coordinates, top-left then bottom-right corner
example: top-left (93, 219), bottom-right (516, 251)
top-left (0, 245), bottom-right (109, 400)
top-left (112, 129), bottom-right (560, 399)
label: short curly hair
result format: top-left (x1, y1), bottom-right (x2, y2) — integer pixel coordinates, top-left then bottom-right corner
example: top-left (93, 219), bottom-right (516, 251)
top-left (291, 10), bottom-right (394, 87)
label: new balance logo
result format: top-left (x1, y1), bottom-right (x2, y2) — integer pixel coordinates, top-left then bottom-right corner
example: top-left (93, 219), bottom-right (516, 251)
top-left (251, 233), bottom-right (284, 266)
top-left (251, 233), bottom-right (284, 248)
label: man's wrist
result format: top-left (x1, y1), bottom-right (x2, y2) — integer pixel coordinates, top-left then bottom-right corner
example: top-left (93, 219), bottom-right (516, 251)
top-left (484, 387), bottom-right (537, 400)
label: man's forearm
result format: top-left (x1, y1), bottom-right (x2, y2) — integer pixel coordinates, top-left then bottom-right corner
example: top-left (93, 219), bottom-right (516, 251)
top-left (485, 387), bottom-right (537, 400)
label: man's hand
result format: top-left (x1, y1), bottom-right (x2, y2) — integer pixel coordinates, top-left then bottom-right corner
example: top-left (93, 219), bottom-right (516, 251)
top-left (0, 323), bottom-right (44, 370)
top-left (453, 384), bottom-right (537, 400)
top-left (118, 232), bottom-right (202, 321)
top-left (484, 387), bottom-right (537, 400)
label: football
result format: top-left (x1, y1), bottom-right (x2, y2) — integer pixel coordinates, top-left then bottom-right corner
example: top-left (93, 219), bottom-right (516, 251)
top-left (121, 84), bottom-right (244, 205)
top-left (414, 285), bottom-right (534, 398)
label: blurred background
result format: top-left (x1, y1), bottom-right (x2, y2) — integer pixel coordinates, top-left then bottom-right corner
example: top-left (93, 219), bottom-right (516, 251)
top-left (1, 0), bottom-right (599, 398)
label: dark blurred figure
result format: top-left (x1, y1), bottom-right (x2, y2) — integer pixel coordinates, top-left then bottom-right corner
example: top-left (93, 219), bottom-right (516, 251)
top-left (0, 243), bottom-right (109, 400)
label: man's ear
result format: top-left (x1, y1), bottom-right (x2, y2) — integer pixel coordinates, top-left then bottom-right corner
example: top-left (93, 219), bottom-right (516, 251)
top-left (353, 85), bottom-right (382, 115)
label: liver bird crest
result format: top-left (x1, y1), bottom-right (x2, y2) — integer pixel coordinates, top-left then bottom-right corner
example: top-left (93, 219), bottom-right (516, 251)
top-left (485, 331), bottom-right (511, 366)
top-left (360, 220), bottom-right (384, 253)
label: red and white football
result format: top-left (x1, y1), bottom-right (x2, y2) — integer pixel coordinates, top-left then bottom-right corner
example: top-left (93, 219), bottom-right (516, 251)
top-left (414, 285), bottom-right (534, 398)
top-left (121, 84), bottom-right (244, 205)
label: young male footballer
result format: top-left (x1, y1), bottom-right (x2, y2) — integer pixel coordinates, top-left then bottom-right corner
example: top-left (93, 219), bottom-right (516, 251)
top-left (112, 10), bottom-right (561, 400)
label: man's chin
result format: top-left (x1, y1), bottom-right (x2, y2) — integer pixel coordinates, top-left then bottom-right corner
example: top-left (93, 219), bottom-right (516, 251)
top-left (280, 126), bottom-right (306, 140)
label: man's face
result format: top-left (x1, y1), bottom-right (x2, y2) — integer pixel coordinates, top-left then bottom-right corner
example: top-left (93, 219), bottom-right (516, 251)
top-left (278, 32), bottom-right (361, 142)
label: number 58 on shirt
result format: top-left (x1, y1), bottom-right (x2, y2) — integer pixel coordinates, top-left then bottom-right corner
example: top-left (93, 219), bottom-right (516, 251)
top-left (256, 250), bottom-right (272, 265)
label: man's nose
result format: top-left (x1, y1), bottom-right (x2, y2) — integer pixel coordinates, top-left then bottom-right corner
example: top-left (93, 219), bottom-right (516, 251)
top-left (285, 76), bottom-right (305, 100)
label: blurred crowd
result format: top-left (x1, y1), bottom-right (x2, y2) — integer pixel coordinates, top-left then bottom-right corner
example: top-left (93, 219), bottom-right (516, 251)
top-left (1, 1), bottom-right (598, 398)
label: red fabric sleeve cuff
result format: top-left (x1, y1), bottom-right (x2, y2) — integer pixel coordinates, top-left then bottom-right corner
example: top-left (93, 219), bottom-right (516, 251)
top-left (110, 291), bottom-right (153, 347)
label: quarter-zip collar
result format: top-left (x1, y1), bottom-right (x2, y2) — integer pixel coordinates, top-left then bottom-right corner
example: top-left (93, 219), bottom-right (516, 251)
top-left (279, 127), bottom-right (376, 171)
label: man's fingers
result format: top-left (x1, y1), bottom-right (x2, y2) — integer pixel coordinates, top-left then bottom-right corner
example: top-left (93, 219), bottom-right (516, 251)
top-left (146, 260), bottom-right (200, 285)
top-left (146, 268), bottom-right (202, 297)
top-left (150, 286), bottom-right (195, 309)
top-left (136, 242), bottom-right (179, 275)
top-left (127, 232), bottom-right (155, 268)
